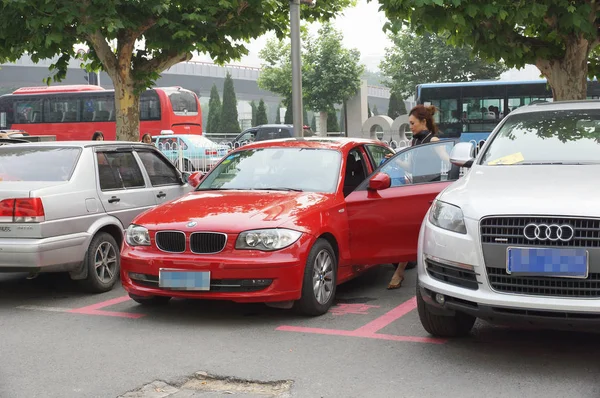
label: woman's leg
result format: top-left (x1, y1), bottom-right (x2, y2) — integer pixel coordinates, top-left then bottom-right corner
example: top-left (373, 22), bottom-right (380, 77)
top-left (387, 262), bottom-right (407, 289)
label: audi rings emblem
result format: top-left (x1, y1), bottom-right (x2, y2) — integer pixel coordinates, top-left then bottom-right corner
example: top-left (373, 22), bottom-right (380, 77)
top-left (523, 223), bottom-right (575, 242)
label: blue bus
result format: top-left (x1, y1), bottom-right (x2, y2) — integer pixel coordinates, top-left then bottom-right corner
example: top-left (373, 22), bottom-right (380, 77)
top-left (416, 79), bottom-right (600, 144)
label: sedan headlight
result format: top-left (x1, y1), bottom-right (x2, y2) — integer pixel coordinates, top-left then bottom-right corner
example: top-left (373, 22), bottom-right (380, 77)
top-left (235, 228), bottom-right (302, 251)
top-left (126, 224), bottom-right (151, 246)
top-left (429, 200), bottom-right (467, 234)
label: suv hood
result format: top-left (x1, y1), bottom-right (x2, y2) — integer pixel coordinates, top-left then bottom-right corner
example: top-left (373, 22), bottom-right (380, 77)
top-left (440, 165), bottom-right (600, 219)
top-left (133, 190), bottom-right (333, 233)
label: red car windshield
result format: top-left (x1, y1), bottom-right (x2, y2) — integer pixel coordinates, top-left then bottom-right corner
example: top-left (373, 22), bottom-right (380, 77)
top-left (198, 147), bottom-right (342, 193)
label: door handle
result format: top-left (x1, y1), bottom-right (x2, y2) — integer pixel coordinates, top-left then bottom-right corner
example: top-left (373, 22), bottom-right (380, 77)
top-left (157, 191), bottom-right (167, 198)
top-left (108, 196), bottom-right (120, 203)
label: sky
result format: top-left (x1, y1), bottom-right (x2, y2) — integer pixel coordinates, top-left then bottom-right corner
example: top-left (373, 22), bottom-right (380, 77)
top-left (192, 0), bottom-right (542, 82)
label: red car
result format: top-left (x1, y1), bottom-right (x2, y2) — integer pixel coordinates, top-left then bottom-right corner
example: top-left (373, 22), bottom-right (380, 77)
top-left (121, 137), bottom-right (459, 315)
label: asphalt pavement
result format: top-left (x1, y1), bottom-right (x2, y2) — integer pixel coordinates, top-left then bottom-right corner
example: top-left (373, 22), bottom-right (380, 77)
top-left (1, 266), bottom-right (599, 398)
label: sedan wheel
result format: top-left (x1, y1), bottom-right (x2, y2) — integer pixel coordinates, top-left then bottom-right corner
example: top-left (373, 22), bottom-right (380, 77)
top-left (80, 232), bottom-right (120, 293)
top-left (294, 238), bottom-right (337, 316)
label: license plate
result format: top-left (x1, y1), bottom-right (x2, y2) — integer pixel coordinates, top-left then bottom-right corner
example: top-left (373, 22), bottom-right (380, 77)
top-left (159, 269), bottom-right (211, 290)
top-left (507, 247), bottom-right (589, 278)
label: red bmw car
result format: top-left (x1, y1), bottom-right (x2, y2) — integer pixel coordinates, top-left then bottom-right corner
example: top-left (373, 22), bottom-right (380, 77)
top-left (121, 137), bottom-right (459, 315)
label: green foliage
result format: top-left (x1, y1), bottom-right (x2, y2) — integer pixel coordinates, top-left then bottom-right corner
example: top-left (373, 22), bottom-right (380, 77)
top-left (310, 114), bottom-right (317, 131)
top-left (327, 111), bottom-right (339, 132)
top-left (375, 0), bottom-right (600, 100)
top-left (250, 100), bottom-right (257, 127)
top-left (219, 72), bottom-right (240, 133)
top-left (368, 103), bottom-right (372, 118)
top-left (0, 0), bottom-right (355, 139)
top-left (380, 29), bottom-right (507, 99)
top-left (387, 92), bottom-right (406, 118)
top-left (339, 104), bottom-right (346, 133)
top-left (362, 69), bottom-right (387, 86)
top-left (206, 84), bottom-right (221, 134)
top-left (258, 22), bottom-right (364, 114)
top-left (275, 103), bottom-right (282, 124)
top-left (303, 108), bottom-right (309, 127)
top-left (372, 105), bottom-right (379, 116)
top-left (256, 99), bottom-right (269, 125)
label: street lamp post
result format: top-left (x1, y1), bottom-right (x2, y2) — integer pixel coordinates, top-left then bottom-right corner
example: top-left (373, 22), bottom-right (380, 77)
top-left (290, 0), bottom-right (314, 138)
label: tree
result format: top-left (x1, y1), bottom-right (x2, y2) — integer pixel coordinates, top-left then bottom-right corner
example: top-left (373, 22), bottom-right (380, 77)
top-left (275, 103), bottom-right (282, 124)
top-left (327, 111), bottom-right (340, 132)
top-left (372, 105), bottom-right (379, 116)
top-left (284, 102), bottom-right (293, 124)
top-left (310, 115), bottom-right (317, 131)
top-left (206, 84), bottom-right (221, 134)
top-left (250, 101), bottom-right (258, 127)
top-left (387, 92), bottom-right (406, 119)
top-left (303, 108), bottom-right (309, 127)
top-left (368, 103), bottom-right (373, 118)
top-left (0, 1), bottom-right (355, 140)
top-left (258, 23), bottom-right (364, 133)
top-left (340, 103), bottom-right (346, 133)
top-left (379, 29), bottom-right (507, 100)
top-left (376, 0), bottom-right (600, 101)
top-left (219, 72), bottom-right (240, 133)
top-left (256, 99), bottom-right (269, 125)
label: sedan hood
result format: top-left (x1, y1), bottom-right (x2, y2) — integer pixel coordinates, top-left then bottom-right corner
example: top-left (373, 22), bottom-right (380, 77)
top-left (134, 190), bottom-right (333, 233)
top-left (440, 165), bottom-right (600, 219)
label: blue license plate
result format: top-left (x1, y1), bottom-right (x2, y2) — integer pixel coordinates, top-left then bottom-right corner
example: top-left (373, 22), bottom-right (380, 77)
top-left (159, 270), bottom-right (211, 290)
top-left (507, 247), bottom-right (588, 278)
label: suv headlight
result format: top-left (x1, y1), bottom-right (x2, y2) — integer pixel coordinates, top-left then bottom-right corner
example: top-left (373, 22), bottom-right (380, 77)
top-left (126, 224), bottom-right (151, 246)
top-left (429, 200), bottom-right (467, 234)
top-left (235, 228), bottom-right (302, 251)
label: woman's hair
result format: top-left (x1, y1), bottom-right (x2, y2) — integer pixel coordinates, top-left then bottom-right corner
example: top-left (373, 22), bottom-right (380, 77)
top-left (409, 105), bottom-right (438, 135)
top-left (141, 133), bottom-right (152, 142)
top-left (91, 131), bottom-right (104, 140)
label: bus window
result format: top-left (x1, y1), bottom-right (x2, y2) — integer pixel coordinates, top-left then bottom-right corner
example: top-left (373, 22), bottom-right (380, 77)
top-left (427, 99), bottom-right (458, 123)
top-left (14, 99), bottom-right (42, 123)
top-left (167, 90), bottom-right (198, 115)
top-left (140, 91), bottom-right (161, 120)
top-left (43, 97), bottom-right (80, 123)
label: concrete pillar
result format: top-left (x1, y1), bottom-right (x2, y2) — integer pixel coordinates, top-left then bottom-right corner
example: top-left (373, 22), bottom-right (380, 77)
top-left (345, 79), bottom-right (368, 136)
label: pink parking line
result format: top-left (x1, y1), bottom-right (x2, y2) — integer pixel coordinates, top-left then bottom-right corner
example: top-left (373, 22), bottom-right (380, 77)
top-left (276, 296), bottom-right (447, 344)
top-left (68, 295), bottom-right (145, 319)
top-left (354, 296), bottom-right (417, 335)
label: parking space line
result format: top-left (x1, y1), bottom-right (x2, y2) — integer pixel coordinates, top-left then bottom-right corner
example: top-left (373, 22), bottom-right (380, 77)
top-left (276, 296), bottom-right (447, 344)
top-left (68, 295), bottom-right (145, 319)
top-left (17, 305), bottom-right (72, 313)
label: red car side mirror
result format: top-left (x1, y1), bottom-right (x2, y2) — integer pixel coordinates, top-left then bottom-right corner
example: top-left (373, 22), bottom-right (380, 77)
top-left (368, 173), bottom-right (391, 191)
top-left (187, 171), bottom-right (206, 188)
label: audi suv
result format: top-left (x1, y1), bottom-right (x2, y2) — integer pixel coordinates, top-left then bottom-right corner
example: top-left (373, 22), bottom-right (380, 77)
top-left (416, 100), bottom-right (600, 337)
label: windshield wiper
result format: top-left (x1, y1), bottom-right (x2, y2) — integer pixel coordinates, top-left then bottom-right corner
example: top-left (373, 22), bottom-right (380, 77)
top-left (252, 187), bottom-right (304, 192)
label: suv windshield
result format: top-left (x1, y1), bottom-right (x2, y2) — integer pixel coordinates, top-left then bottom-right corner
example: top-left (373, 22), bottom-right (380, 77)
top-left (198, 147), bottom-right (341, 193)
top-left (0, 147), bottom-right (81, 181)
top-left (481, 109), bottom-right (600, 165)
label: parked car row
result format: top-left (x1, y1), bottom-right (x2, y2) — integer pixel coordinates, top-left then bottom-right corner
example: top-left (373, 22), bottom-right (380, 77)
top-left (3, 100), bottom-right (600, 337)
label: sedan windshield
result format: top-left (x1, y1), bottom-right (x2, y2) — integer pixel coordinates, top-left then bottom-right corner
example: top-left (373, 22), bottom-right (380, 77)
top-left (481, 109), bottom-right (600, 165)
top-left (198, 147), bottom-right (341, 193)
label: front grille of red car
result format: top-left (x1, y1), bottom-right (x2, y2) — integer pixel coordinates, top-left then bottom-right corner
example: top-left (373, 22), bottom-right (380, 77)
top-left (155, 231), bottom-right (186, 253)
top-left (129, 273), bottom-right (272, 292)
top-left (190, 232), bottom-right (227, 254)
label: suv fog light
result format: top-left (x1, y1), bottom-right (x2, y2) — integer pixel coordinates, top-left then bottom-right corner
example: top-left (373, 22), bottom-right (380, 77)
top-left (435, 293), bottom-right (446, 305)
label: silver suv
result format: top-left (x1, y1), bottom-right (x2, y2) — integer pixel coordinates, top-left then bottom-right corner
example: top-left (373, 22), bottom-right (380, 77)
top-left (0, 141), bottom-right (193, 292)
top-left (417, 101), bottom-right (600, 336)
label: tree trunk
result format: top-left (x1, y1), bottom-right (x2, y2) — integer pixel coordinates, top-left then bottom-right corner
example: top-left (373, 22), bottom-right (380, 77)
top-left (536, 35), bottom-right (591, 101)
top-left (319, 111), bottom-right (328, 135)
top-left (114, 78), bottom-right (140, 141)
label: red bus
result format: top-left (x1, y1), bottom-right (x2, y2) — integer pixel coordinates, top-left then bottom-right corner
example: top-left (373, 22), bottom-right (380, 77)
top-left (0, 85), bottom-right (202, 140)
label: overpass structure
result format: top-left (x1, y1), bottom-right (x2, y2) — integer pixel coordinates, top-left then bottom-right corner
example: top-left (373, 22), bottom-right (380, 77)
top-left (0, 55), bottom-right (397, 130)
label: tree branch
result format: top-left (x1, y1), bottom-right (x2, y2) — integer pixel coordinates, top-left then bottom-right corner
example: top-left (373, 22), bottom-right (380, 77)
top-left (86, 30), bottom-right (118, 79)
top-left (138, 51), bottom-right (193, 74)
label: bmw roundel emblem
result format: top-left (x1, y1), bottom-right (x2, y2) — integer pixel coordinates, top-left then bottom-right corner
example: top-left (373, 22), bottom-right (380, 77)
top-left (187, 221), bottom-right (197, 228)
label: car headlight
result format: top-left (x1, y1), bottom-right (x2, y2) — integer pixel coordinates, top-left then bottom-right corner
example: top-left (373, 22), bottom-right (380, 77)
top-left (126, 224), bottom-right (151, 246)
top-left (429, 200), bottom-right (467, 234)
top-left (235, 228), bottom-right (302, 251)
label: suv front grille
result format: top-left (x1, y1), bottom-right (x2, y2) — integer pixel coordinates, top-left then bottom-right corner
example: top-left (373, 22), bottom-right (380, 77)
top-left (481, 216), bottom-right (600, 247)
top-left (190, 232), bottom-right (226, 254)
top-left (486, 267), bottom-right (600, 297)
top-left (155, 231), bottom-right (186, 253)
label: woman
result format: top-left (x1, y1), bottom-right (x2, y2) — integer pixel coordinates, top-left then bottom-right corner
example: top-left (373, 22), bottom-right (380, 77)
top-left (91, 131), bottom-right (104, 141)
top-left (141, 133), bottom-right (152, 144)
top-left (387, 104), bottom-right (442, 290)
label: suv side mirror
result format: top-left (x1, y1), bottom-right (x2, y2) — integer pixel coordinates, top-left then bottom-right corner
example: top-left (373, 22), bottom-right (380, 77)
top-left (368, 172), bottom-right (391, 191)
top-left (450, 142), bottom-right (476, 168)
